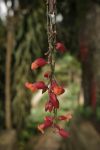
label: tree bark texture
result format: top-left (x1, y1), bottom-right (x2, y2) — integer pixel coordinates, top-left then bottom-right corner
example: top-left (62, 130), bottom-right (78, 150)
top-left (5, 17), bottom-right (14, 129)
top-left (79, 2), bottom-right (100, 109)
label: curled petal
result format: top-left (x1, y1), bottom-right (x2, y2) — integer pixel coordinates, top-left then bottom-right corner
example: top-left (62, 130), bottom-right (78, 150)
top-left (31, 58), bottom-right (47, 70)
top-left (38, 124), bottom-right (45, 134)
top-left (53, 85), bottom-right (65, 95)
top-left (31, 62), bottom-right (38, 70)
top-left (34, 81), bottom-right (47, 90)
top-left (58, 113), bottom-right (72, 121)
top-left (59, 128), bottom-right (69, 138)
top-left (58, 115), bottom-right (67, 120)
top-left (56, 42), bottom-right (66, 53)
top-left (50, 93), bottom-right (59, 108)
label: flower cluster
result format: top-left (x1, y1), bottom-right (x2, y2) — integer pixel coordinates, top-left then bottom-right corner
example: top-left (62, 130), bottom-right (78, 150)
top-left (25, 42), bottom-right (72, 138)
top-left (37, 113), bottom-right (72, 138)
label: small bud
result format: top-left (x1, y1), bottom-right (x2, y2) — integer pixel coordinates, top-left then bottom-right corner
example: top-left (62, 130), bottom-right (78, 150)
top-left (56, 42), bottom-right (66, 53)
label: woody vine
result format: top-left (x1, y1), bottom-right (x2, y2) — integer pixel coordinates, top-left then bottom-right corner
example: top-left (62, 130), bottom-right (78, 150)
top-left (25, 0), bottom-right (72, 138)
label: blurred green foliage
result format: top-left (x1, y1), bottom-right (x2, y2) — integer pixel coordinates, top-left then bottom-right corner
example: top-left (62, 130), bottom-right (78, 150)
top-left (96, 106), bottom-right (100, 121)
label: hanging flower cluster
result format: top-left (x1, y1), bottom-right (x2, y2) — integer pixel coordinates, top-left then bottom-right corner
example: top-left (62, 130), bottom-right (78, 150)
top-left (25, 51), bottom-right (72, 138)
top-left (25, 0), bottom-right (72, 138)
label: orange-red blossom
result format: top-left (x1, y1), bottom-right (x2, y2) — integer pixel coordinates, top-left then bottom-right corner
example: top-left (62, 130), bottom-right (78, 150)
top-left (31, 58), bottom-right (47, 70)
top-left (25, 54), bottom-right (72, 138)
top-left (25, 81), bottom-right (48, 92)
top-left (52, 85), bottom-right (65, 95)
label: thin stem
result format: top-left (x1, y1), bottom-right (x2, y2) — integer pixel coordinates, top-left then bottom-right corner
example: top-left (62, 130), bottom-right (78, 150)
top-left (47, 0), bottom-right (57, 81)
top-left (47, 0), bottom-right (57, 119)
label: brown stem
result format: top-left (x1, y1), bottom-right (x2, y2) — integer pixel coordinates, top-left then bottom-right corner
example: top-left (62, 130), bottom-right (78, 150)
top-left (47, 0), bottom-right (57, 117)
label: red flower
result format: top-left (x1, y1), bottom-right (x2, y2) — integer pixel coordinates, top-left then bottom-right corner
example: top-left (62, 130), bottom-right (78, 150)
top-left (38, 116), bottom-right (53, 134)
top-left (58, 113), bottom-right (72, 121)
top-left (34, 81), bottom-right (47, 90)
top-left (31, 58), bottom-right (47, 70)
top-left (56, 42), bottom-right (66, 53)
top-left (50, 92), bottom-right (59, 108)
top-left (44, 71), bottom-right (51, 78)
top-left (58, 128), bottom-right (69, 138)
top-left (44, 116), bottom-right (53, 129)
top-left (25, 81), bottom-right (47, 92)
top-left (25, 82), bottom-right (37, 92)
top-left (45, 101), bottom-right (53, 112)
top-left (52, 85), bottom-right (65, 95)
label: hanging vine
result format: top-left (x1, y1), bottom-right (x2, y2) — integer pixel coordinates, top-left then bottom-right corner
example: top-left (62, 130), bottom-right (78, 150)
top-left (25, 0), bottom-right (72, 138)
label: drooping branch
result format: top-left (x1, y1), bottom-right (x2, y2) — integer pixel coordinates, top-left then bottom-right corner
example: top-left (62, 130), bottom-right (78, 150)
top-left (25, 0), bottom-right (72, 138)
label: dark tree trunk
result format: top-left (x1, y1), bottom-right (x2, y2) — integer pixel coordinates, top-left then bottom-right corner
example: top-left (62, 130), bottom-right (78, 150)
top-left (79, 1), bottom-right (100, 110)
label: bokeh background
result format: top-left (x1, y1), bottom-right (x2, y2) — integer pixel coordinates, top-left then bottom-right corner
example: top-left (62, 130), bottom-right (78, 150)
top-left (0, 0), bottom-right (100, 150)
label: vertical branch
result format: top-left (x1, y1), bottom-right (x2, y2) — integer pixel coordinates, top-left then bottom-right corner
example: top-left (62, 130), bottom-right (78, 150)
top-left (5, 16), bottom-right (14, 129)
top-left (47, 0), bottom-right (57, 117)
top-left (47, 0), bottom-right (57, 80)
